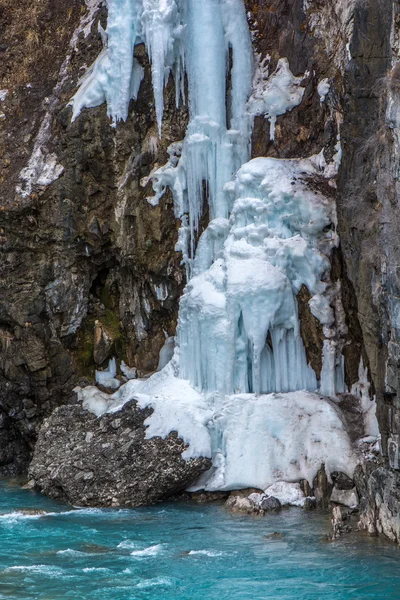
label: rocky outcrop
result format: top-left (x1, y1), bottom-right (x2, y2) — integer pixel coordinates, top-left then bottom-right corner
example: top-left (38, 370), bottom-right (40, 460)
top-left (0, 2), bottom-right (186, 473)
top-left (354, 461), bottom-right (400, 543)
top-left (28, 399), bottom-right (211, 507)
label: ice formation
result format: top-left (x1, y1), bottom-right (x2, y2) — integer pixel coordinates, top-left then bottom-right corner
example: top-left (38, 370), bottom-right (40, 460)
top-left (95, 358), bottom-right (120, 389)
top-left (317, 78), bottom-right (330, 103)
top-left (72, 0), bottom-right (376, 492)
top-left (178, 157), bottom-right (337, 396)
top-left (120, 361), bottom-right (137, 380)
top-left (247, 57), bottom-right (306, 140)
top-left (78, 363), bottom-right (358, 489)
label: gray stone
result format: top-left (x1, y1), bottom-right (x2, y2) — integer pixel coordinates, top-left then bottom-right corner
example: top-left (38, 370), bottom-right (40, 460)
top-left (29, 400), bottom-right (211, 507)
top-left (260, 496), bottom-right (282, 512)
top-left (304, 497), bottom-right (317, 511)
top-left (330, 486), bottom-right (359, 509)
top-left (331, 471), bottom-right (355, 491)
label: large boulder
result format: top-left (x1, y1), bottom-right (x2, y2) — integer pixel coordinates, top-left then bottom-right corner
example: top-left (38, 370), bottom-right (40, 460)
top-left (28, 400), bottom-right (211, 507)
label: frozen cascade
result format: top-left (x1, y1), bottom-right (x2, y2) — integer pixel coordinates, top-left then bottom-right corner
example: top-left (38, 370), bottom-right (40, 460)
top-left (72, 0), bottom-right (375, 491)
top-left (150, 0), bottom-right (253, 267)
top-left (70, 0), bottom-right (185, 128)
top-left (178, 157), bottom-right (336, 396)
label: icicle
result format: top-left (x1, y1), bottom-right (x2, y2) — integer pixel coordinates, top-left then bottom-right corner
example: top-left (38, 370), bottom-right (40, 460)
top-left (178, 157), bottom-right (334, 395)
top-left (71, 0), bottom-right (142, 123)
top-left (141, 0), bottom-right (186, 134)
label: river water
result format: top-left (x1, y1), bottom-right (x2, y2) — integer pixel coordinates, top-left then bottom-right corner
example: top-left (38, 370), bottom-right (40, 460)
top-left (1, 479), bottom-right (400, 599)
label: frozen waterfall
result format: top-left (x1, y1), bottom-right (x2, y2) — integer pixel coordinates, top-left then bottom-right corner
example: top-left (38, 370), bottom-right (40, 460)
top-left (73, 0), bottom-right (376, 492)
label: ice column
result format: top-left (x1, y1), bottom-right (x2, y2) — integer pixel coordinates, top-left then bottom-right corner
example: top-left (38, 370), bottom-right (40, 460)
top-left (178, 158), bottom-right (335, 395)
top-left (150, 0), bottom-right (253, 267)
top-left (71, 0), bottom-right (143, 123)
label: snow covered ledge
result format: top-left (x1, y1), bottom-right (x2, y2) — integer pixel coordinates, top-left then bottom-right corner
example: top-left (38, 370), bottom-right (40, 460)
top-left (75, 359), bottom-right (374, 497)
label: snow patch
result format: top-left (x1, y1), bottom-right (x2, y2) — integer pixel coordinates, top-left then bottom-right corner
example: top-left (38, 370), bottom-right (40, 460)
top-left (247, 57), bottom-right (306, 140)
top-left (263, 482), bottom-right (306, 507)
top-left (317, 78), bottom-right (330, 103)
top-left (95, 357), bottom-right (120, 390)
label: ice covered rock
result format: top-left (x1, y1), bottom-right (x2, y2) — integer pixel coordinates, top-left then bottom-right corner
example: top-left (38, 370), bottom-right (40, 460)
top-left (29, 400), bottom-right (211, 507)
top-left (120, 361), bottom-right (137, 380)
top-left (263, 482), bottom-right (306, 507)
top-left (95, 357), bottom-right (120, 390)
top-left (77, 365), bottom-right (360, 493)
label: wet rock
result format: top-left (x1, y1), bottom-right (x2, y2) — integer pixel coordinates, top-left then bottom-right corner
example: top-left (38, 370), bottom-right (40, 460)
top-left (29, 400), bottom-right (211, 507)
top-left (331, 471), bottom-right (355, 491)
top-left (187, 491), bottom-right (229, 503)
top-left (330, 486), bottom-right (359, 509)
top-left (93, 321), bottom-right (114, 366)
top-left (304, 497), bottom-right (317, 511)
top-left (313, 465), bottom-right (333, 508)
top-left (265, 532), bottom-right (284, 540)
top-left (330, 505), bottom-right (351, 539)
top-left (259, 496), bottom-right (282, 512)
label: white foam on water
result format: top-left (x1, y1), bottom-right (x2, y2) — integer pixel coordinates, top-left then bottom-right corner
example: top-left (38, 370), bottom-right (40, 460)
top-left (136, 576), bottom-right (175, 588)
top-left (57, 548), bottom-right (90, 557)
top-left (188, 550), bottom-right (225, 557)
top-left (5, 565), bottom-right (65, 577)
top-left (130, 544), bottom-right (164, 557)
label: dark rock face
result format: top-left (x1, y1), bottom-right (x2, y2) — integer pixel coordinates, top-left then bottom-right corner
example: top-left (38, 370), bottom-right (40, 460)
top-left (338, 0), bottom-right (395, 454)
top-left (0, 3), bottom-right (186, 473)
top-left (355, 463), bottom-right (400, 543)
top-left (28, 400), bottom-right (211, 507)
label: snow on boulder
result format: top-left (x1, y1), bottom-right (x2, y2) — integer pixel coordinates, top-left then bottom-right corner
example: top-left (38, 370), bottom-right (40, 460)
top-left (29, 399), bottom-right (211, 508)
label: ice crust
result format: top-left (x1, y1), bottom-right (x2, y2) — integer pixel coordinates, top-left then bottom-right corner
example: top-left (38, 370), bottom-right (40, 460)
top-left (78, 363), bottom-right (358, 489)
top-left (73, 0), bottom-right (377, 493)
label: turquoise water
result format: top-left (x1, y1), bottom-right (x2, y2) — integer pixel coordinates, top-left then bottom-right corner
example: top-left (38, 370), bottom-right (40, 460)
top-left (1, 480), bottom-right (400, 599)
